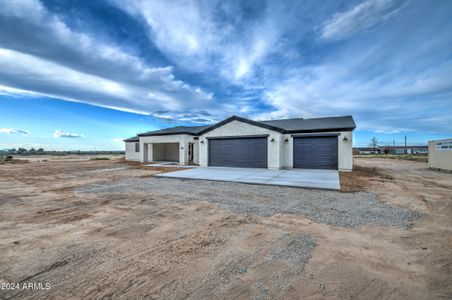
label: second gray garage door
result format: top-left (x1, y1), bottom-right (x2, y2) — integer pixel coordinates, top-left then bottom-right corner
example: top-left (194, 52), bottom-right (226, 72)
top-left (293, 136), bottom-right (338, 170)
top-left (209, 137), bottom-right (267, 168)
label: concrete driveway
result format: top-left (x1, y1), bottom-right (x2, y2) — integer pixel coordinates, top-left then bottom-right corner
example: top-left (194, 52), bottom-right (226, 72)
top-left (154, 167), bottom-right (340, 190)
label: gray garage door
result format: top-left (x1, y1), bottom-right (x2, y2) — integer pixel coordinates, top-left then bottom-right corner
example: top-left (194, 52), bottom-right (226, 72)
top-left (293, 136), bottom-right (338, 170)
top-left (209, 137), bottom-right (267, 168)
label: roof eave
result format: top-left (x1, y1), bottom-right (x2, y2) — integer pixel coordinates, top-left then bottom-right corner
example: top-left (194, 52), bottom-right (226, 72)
top-left (137, 132), bottom-right (198, 137)
top-left (286, 127), bottom-right (356, 134)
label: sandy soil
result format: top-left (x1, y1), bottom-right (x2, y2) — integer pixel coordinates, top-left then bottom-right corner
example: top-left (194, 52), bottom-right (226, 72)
top-left (0, 158), bottom-right (450, 299)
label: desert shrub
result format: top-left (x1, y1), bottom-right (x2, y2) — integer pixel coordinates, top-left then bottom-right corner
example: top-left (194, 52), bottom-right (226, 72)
top-left (90, 157), bottom-right (110, 160)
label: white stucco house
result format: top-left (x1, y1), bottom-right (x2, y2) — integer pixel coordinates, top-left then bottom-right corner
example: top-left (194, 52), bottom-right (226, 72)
top-left (124, 115), bottom-right (356, 171)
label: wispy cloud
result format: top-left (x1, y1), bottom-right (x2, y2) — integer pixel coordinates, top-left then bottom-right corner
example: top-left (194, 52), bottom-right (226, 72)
top-left (149, 110), bottom-right (218, 124)
top-left (0, 0), bottom-right (212, 115)
top-left (321, 0), bottom-right (406, 41)
top-left (0, 128), bottom-right (29, 135)
top-left (1, 0), bottom-right (451, 136)
top-left (53, 130), bottom-right (84, 138)
top-left (111, 0), bottom-right (284, 82)
top-left (258, 57), bottom-right (452, 133)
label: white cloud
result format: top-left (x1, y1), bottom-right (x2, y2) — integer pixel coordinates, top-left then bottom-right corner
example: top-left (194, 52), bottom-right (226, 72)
top-left (0, 0), bottom-right (213, 115)
top-left (112, 0), bottom-right (281, 82)
top-left (1, 0), bottom-right (451, 136)
top-left (257, 58), bottom-right (452, 133)
top-left (321, 0), bottom-right (406, 41)
top-left (0, 128), bottom-right (29, 135)
top-left (53, 130), bottom-right (84, 138)
top-left (149, 110), bottom-right (218, 124)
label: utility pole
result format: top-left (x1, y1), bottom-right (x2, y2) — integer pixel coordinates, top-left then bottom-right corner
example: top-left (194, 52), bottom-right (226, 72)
top-left (404, 135), bottom-right (407, 154)
top-left (393, 140), bottom-right (395, 146)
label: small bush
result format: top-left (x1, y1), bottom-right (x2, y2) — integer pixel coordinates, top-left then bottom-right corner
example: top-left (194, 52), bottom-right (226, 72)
top-left (90, 157), bottom-right (111, 160)
top-left (4, 155), bottom-right (13, 161)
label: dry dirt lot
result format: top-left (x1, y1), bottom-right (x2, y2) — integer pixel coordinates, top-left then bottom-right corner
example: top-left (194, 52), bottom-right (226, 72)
top-left (0, 154), bottom-right (124, 163)
top-left (0, 157), bottom-right (451, 299)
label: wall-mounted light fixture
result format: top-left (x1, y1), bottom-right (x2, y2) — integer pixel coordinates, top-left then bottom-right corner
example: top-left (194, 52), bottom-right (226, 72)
top-left (270, 138), bottom-right (275, 142)
top-left (284, 138), bottom-right (289, 143)
top-left (200, 140), bottom-right (204, 144)
top-left (343, 136), bottom-right (348, 141)
top-left (180, 147), bottom-right (184, 149)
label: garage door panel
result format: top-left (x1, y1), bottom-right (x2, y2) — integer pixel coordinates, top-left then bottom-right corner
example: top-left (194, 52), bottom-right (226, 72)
top-left (209, 137), bottom-right (267, 168)
top-left (293, 136), bottom-right (338, 170)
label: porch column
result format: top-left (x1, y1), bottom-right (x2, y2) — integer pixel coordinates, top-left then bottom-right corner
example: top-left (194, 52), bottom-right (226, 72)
top-left (193, 141), bottom-right (199, 165)
top-left (147, 143), bottom-right (153, 162)
top-left (140, 143), bottom-right (148, 163)
top-left (179, 139), bottom-right (189, 165)
top-left (140, 143), bottom-right (153, 163)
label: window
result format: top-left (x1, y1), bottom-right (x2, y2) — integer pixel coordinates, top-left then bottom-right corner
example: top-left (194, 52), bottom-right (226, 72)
top-left (135, 143), bottom-right (140, 152)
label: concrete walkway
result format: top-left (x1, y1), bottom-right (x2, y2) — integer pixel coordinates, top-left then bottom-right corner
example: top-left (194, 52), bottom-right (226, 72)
top-left (154, 167), bottom-right (340, 190)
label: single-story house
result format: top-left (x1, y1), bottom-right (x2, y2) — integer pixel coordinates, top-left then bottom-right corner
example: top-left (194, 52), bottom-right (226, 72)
top-left (124, 115), bottom-right (356, 171)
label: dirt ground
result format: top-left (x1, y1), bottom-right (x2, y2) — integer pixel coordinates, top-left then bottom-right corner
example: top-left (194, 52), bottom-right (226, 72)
top-left (0, 157), bottom-right (451, 299)
top-left (0, 154), bottom-right (124, 163)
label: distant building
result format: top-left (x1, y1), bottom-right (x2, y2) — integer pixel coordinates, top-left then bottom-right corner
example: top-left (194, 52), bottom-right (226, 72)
top-left (354, 147), bottom-right (381, 154)
top-left (381, 146), bottom-right (428, 155)
top-left (428, 139), bottom-right (452, 171)
top-left (354, 146), bottom-right (428, 155)
top-left (0, 148), bottom-right (16, 154)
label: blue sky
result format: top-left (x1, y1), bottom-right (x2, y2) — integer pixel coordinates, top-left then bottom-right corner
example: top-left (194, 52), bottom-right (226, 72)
top-left (0, 0), bottom-right (451, 150)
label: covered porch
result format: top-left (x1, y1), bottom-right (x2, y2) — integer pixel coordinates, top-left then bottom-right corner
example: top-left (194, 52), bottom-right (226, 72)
top-left (139, 134), bottom-right (199, 165)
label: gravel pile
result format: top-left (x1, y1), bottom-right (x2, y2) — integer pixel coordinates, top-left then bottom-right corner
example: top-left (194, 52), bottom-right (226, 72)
top-left (266, 234), bottom-right (316, 274)
top-left (201, 234), bottom-right (316, 297)
top-left (77, 177), bottom-right (422, 228)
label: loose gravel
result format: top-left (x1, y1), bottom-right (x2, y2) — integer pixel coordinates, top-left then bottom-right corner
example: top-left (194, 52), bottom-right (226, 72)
top-left (266, 234), bottom-right (316, 274)
top-left (76, 177), bottom-right (422, 228)
top-left (201, 233), bottom-right (316, 298)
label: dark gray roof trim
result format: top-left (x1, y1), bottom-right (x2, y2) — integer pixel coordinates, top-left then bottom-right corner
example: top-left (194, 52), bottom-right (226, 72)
top-left (138, 125), bottom-right (211, 137)
top-left (288, 127), bottom-right (355, 134)
top-left (124, 136), bottom-right (139, 142)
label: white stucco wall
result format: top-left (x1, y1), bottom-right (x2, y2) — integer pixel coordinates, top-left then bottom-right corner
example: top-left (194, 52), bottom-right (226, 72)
top-left (125, 142), bottom-right (140, 161)
top-left (199, 120), bottom-right (283, 169)
top-left (338, 131), bottom-right (353, 171)
top-left (193, 141), bottom-right (199, 164)
top-left (281, 134), bottom-right (292, 168)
